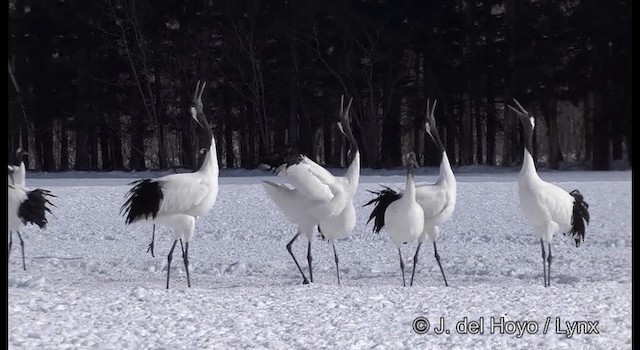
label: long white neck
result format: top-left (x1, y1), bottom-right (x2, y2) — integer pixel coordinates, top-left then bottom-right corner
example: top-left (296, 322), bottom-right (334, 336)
top-left (520, 148), bottom-right (539, 181)
top-left (345, 151), bottom-right (360, 197)
top-left (198, 137), bottom-right (219, 179)
top-left (438, 152), bottom-right (455, 184)
top-left (405, 171), bottom-right (416, 201)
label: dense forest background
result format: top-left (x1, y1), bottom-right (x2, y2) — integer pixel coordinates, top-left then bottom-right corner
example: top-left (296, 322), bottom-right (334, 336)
top-left (7, 0), bottom-right (631, 171)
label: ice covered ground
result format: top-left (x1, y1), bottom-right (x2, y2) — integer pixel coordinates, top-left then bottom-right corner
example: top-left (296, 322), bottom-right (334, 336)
top-left (8, 169), bottom-right (632, 349)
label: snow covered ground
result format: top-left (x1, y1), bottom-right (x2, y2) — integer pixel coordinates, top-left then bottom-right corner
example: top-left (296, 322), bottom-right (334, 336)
top-left (9, 169), bottom-right (631, 349)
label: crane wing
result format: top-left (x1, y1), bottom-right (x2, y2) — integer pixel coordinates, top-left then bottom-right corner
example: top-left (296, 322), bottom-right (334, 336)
top-left (156, 173), bottom-right (213, 215)
top-left (414, 183), bottom-right (449, 219)
top-left (278, 156), bottom-right (338, 202)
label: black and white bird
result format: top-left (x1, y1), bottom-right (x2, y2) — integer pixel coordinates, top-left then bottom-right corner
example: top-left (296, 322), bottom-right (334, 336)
top-left (365, 152), bottom-right (424, 287)
top-left (120, 81), bottom-right (219, 289)
top-left (8, 166), bottom-right (55, 271)
top-left (508, 98), bottom-right (590, 287)
top-left (315, 96), bottom-right (360, 285)
top-left (412, 99), bottom-right (455, 287)
top-left (8, 148), bottom-right (28, 187)
top-left (261, 96), bottom-right (356, 285)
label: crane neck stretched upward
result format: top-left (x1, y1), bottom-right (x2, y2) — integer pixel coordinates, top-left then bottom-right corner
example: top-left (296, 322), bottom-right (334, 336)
top-left (344, 150), bottom-right (360, 196)
top-left (405, 168), bottom-right (417, 201)
top-left (437, 152), bottom-right (456, 185)
top-left (195, 112), bottom-right (219, 178)
top-left (518, 120), bottom-right (538, 181)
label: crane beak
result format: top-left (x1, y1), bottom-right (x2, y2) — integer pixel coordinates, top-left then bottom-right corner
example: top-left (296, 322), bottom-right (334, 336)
top-left (190, 107), bottom-right (204, 127)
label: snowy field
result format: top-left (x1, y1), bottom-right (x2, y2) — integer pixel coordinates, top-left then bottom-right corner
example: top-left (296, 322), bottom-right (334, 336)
top-left (9, 169), bottom-right (632, 349)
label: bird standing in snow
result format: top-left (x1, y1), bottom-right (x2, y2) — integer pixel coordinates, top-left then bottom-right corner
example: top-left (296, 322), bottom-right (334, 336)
top-left (412, 99), bottom-right (455, 287)
top-left (261, 96), bottom-right (356, 285)
top-left (120, 81), bottom-right (219, 289)
top-left (508, 98), bottom-right (590, 287)
top-left (365, 152), bottom-right (424, 287)
top-left (315, 96), bottom-right (360, 285)
top-left (8, 166), bottom-right (56, 271)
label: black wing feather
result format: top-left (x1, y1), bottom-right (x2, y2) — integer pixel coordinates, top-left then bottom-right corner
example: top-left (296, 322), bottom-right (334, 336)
top-left (565, 189), bottom-right (590, 247)
top-left (120, 179), bottom-right (163, 224)
top-left (259, 147), bottom-right (304, 174)
top-left (18, 188), bottom-right (56, 229)
top-left (363, 186), bottom-right (402, 234)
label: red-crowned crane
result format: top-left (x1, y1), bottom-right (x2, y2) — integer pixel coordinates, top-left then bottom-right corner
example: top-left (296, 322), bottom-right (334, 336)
top-left (365, 152), bottom-right (424, 287)
top-left (508, 98), bottom-right (590, 287)
top-left (316, 96), bottom-right (360, 285)
top-left (8, 166), bottom-right (55, 271)
top-left (120, 81), bottom-right (219, 289)
top-left (412, 99), bottom-right (456, 287)
top-left (261, 96), bottom-right (356, 284)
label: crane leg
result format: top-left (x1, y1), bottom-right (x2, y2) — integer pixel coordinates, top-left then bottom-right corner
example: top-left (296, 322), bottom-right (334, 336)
top-left (286, 232), bottom-right (309, 284)
top-left (179, 239), bottom-right (185, 256)
top-left (8, 231), bottom-right (13, 264)
top-left (332, 243), bottom-right (340, 285)
top-left (183, 241), bottom-right (191, 288)
top-left (398, 248), bottom-right (406, 287)
top-left (17, 232), bottom-right (26, 271)
top-left (433, 242), bottom-right (449, 287)
top-left (547, 243), bottom-right (552, 287)
top-left (166, 240), bottom-right (178, 289)
top-left (147, 225), bottom-right (156, 257)
top-left (410, 242), bottom-right (422, 287)
top-left (307, 241), bottom-right (313, 283)
top-left (540, 239), bottom-right (548, 287)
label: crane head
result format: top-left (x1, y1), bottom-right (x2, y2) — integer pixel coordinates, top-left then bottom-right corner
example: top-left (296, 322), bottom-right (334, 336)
top-left (507, 98), bottom-right (535, 130)
top-left (405, 152), bottom-right (419, 174)
top-left (337, 95), bottom-right (358, 162)
top-left (190, 80), bottom-right (207, 128)
top-left (425, 98), bottom-right (445, 154)
top-left (337, 95), bottom-right (353, 136)
top-left (8, 165), bottom-right (15, 185)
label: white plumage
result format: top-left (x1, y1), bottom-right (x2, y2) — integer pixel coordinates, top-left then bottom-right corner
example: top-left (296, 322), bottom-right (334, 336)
top-left (8, 148), bottom-right (27, 187)
top-left (120, 81), bottom-right (219, 289)
top-left (365, 152), bottom-right (424, 287)
top-left (508, 98), bottom-right (590, 287)
top-left (262, 96), bottom-right (358, 284)
top-left (412, 99), bottom-right (455, 286)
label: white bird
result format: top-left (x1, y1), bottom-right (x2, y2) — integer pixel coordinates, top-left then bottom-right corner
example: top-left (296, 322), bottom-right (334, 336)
top-left (120, 81), bottom-right (219, 289)
top-left (261, 96), bottom-right (356, 285)
top-left (508, 98), bottom-right (590, 287)
top-left (365, 152), bottom-right (424, 286)
top-left (8, 166), bottom-right (55, 271)
top-left (412, 99), bottom-right (455, 287)
top-left (8, 148), bottom-right (28, 187)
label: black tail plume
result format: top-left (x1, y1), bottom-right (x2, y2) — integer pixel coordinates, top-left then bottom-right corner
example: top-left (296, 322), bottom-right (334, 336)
top-left (120, 179), bottom-right (163, 224)
top-left (18, 189), bottom-right (56, 229)
top-left (259, 147), bottom-right (304, 174)
top-left (363, 186), bottom-right (402, 234)
top-left (566, 189), bottom-right (590, 247)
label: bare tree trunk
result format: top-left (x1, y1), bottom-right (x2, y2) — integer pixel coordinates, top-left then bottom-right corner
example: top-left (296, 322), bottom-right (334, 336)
top-left (460, 94), bottom-right (472, 165)
top-left (583, 93), bottom-right (593, 163)
top-left (89, 119), bottom-right (99, 170)
top-left (486, 96), bottom-right (496, 165)
top-left (475, 104), bottom-right (484, 165)
top-left (130, 111), bottom-right (147, 171)
top-left (591, 91), bottom-right (610, 170)
top-left (75, 127), bottom-right (90, 171)
top-left (545, 96), bottom-right (562, 169)
top-left (100, 117), bottom-right (113, 170)
top-left (60, 120), bottom-right (69, 170)
top-left (503, 0), bottom-right (518, 166)
top-left (41, 120), bottom-right (56, 171)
